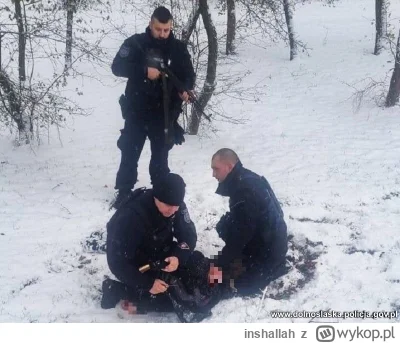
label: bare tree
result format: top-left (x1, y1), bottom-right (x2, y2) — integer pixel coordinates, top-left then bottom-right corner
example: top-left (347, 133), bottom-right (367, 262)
top-left (0, 0), bottom-right (112, 145)
top-left (64, 0), bottom-right (77, 71)
top-left (0, 70), bottom-right (23, 132)
top-left (385, 29), bottom-right (400, 107)
top-left (374, 0), bottom-right (388, 55)
top-left (14, 0), bottom-right (26, 81)
top-left (188, 0), bottom-right (218, 135)
top-left (226, 0), bottom-right (236, 55)
top-left (282, 0), bottom-right (297, 60)
top-left (13, 0), bottom-right (31, 142)
top-left (181, 1), bottom-right (200, 44)
top-left (237, 0), bottom-right (307, 60)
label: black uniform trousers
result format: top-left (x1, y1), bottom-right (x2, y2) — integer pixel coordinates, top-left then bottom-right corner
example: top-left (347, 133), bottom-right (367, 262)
top-left (115, 113), bottom-right (173, 192)
top-left (231, 260), bottom-right (289, 297)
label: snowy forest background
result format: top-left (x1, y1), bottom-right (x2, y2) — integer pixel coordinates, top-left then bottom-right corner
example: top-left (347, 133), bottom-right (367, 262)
top-left (0, 0), bottom-right (399, 323)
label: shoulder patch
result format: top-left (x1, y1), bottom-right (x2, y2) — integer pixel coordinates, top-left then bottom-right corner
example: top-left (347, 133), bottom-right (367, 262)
top-left (178, 242), bottom-right (190, 250)
top-left (182, 208), bottom-right (191, 223)
top-left (118, 45), bottom-right (130, 58)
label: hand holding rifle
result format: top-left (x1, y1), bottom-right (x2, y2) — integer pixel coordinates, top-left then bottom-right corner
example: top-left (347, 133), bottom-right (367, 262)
top-left (179, 91), bottom-right (190, 103)
top-left (147, 67), bottom-right (161, 80)
top-left (139, 256), bottom-right (179, 295)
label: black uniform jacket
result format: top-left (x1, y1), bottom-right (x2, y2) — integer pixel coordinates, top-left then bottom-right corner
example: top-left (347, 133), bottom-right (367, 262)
top-left (106, 189), bottom-right (197, 291)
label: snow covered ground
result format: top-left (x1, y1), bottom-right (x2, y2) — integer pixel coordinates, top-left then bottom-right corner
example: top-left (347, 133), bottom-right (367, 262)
top-left (1, 0), bottom-right (399, 323)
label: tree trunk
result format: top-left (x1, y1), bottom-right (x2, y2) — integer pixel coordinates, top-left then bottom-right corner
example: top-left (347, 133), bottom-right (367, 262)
top-left (65, 0), bottom-right (76, 72)
top-left (385, 29), bottom-right (400, 107)
top-left (182, 1), bottom-right (200, 44)
top-left (14, 0), bottom-right (26, 81)
top-left (12, 0), bottom-right (32, 143)
top-left (0, 32), bottom-right (3, 70)
top-left (226, 0), bottom-right (236, 55)
top-left (188, 0), bottom-right (218, 135)
top-left (283, 0), bottom-right (297, 61)
top-left (374, 0), bottom-right (387, 55)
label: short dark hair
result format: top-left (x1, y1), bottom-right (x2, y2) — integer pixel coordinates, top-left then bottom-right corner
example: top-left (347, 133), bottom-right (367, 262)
top-left (212, 148), bottom-right (240, 164)
top-left (151, 6), bottom-right (173, 23)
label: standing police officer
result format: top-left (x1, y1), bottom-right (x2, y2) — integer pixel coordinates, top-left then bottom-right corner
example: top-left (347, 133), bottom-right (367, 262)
top-left (111, 6), bottom-right (195, 209)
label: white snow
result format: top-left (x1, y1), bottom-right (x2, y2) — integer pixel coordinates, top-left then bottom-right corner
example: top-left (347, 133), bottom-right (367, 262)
top-left (1, 0), bottom-right (399, 323)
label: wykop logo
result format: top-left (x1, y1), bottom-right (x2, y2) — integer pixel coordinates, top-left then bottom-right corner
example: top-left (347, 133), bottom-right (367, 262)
top-left (316, 325), bottom-right (335, 342)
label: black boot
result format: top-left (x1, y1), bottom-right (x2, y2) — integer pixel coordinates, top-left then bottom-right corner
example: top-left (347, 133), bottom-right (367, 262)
top-left (101, 278), bottom-right (138, 309)
top-left (111, 190), bottom-right (132, 210)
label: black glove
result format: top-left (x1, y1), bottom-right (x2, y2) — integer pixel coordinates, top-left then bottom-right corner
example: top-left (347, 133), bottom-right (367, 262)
top-left (173, 121), bottom-right (185, 145)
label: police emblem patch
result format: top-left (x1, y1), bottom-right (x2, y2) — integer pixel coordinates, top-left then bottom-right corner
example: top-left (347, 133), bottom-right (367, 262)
top-left (178, 242), bottom-right (190, 250)
top-left (118, 45), bottom-right (130, 58)
top-left (182, 208), bottom-right (191, 223)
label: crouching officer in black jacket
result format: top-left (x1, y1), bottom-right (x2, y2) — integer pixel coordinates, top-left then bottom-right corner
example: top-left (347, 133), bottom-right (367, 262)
top-left (101, 173), bottom-right (198, 314)
top-left (208, 148), bottom-right (289, 296)
top-left (111, 6), bottom-right (195, 209)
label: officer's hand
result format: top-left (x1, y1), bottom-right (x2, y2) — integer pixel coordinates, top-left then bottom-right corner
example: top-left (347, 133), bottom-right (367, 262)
top-left (147, 67), bottom-right (161, 80)
top-left (162, 256), bottom-right (179, 272)
top-left (208, 264), bottom-right (223, 285)
top-left (149, 279), bottom-right (169, 294)
top-left (179, 91), bottom-right (190, 103)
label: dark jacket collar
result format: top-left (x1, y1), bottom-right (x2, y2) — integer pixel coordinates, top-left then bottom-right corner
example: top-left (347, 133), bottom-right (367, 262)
top-left (215, 161), bottom-right (244, 197)
top-left (145, 26), bottom-right (174, 50)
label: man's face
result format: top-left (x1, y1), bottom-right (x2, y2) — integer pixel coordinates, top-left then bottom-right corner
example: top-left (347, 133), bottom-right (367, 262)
top-left (211, 156), bottom-right (234, 183)
top-left (154, 197), bottom-right (179, 217)
top-left (149, 18), bottom-right (172, 40)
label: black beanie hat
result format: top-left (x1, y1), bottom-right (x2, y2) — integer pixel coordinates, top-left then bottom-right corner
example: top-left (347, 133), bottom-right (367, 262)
top-left (153, 173), bottom-right (186, 206)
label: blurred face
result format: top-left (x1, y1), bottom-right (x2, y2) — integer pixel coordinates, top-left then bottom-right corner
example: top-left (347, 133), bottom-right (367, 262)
top-left (154, 197), bottom-right (179, 217)
top-left (149, 18), bottom-right (172, 40)
top-left (211, 156), bottom-right (234, 183)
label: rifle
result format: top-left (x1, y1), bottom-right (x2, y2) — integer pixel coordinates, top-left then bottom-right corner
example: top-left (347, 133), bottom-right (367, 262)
top-left (146, 51), bottom-right (212, 123)
top-left (138, 259), bottom-right (213, 323)
top-left (159, 62), bottom-right (212, 123)
top-left (126, 36), bottom-right (213, 123)
top-left (161, 71), bottom-right (173, 145)
top-left (139, 259), bottom-right (170, 273)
